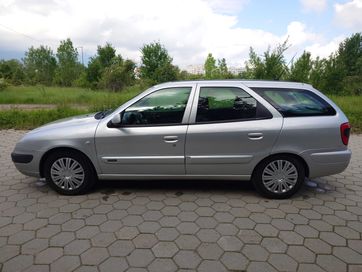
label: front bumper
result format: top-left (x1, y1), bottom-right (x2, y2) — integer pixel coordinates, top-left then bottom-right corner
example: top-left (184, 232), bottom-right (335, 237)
top-left (11, 150), bottom-right (41, 178)
top-left (11, 153), bottom-right (33, 163)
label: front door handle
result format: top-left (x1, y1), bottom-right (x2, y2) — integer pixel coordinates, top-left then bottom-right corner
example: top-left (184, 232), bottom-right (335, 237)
top-left (163, 136), bottom-right (178, 143)
top-left (248, 132), bottom-right (263, 140)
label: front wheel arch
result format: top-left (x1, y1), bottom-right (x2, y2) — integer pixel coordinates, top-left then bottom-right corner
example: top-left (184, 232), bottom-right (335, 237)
top-left (39, 147), bottom-right (97, 178)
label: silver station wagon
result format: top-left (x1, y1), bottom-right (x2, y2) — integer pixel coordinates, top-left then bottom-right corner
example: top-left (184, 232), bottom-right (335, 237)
top-left (12, 80), bottom-right (352, 198)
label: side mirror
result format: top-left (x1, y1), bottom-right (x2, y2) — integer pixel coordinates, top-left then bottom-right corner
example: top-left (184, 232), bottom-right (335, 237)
top-left (107, 113), bottom-right (122, 128)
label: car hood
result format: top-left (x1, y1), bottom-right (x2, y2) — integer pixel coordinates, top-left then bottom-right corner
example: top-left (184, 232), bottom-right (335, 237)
top-left (30, 113), bottom-right (99, 133)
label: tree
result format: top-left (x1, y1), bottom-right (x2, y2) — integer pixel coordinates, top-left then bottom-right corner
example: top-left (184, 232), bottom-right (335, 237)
top-left (23, 45), bottom-right (57, 85)
top-left (242, 39), bottom-right (290, 80)
top-left (100, 57), bottom-right (136, 91)
top-left (140, 41), bottom-right (177, 83)
top-left (204, 53), bottom-right (217, 79)
top-left (289, 51), bottom-right (313, 83)
top-left (309, 57), bottom-right (327, 91)
top-left (0, 59), bottom-right (25, 85)
top-left (337, 33), bottom-right (362, 94)
top-left (55, 38), bottom-right (81, 86)
top-left (337, 33), bottom-right (362, 77)
top-left (86, 43), bottom-right (117, 88)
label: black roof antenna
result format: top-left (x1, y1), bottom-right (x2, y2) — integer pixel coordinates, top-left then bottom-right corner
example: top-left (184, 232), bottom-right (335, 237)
top-left (276, 51), bottom-right (298, 80)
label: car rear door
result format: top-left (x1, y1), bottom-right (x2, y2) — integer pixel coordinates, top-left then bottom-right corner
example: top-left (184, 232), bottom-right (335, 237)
top-left (185, 82), bottom-right (283, 177)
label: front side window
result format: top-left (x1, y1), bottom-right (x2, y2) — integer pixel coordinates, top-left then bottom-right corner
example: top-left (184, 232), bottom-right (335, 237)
top-left (122, 87), bottom-right (191, 125)
top-left (252, 88), bottom-right (336, 117)
top-left (196, 87), bottom-right (272, 123)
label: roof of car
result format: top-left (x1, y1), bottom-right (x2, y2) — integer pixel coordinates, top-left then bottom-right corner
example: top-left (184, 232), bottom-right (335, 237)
top-left (154, 80), bottom-right (313, 89)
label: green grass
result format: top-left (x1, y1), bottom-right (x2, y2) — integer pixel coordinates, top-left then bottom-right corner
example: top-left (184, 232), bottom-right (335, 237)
top-left (0, 86), bottom-right (361, 132)
top-left (0, 85), bottom-right (143, 110)
top-left (0, 107), bottom-right (88, 129)
top-left (330, 95), bottom-right (362, 133)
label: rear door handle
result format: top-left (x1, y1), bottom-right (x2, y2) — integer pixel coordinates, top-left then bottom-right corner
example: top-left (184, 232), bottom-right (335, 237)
top-left (163, 136), bottom-right (178, 143)
top-left (248, 132), bottom-right (263, 140)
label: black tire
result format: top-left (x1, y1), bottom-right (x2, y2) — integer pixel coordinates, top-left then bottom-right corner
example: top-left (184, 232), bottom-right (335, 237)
top-left (44, 150), bottom-right (97, 195)
top-left (252, 155), bottom-right (305, 199)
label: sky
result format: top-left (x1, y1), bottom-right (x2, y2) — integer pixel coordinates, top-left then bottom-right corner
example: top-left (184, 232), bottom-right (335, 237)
top-left (0, 0), bottom-right (361, 68)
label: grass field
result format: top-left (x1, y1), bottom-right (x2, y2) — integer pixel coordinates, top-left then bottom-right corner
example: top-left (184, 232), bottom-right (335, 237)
top-left (0, 86), bottom-right (361, 132)
top-left (0, 85), bottom-right (144, 110)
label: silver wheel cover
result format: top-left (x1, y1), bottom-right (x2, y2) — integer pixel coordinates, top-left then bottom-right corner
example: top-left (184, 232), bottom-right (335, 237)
top-left (50, 157), bottom-right (85, 191)
top-left (262, 160), bottom-right (298, 194)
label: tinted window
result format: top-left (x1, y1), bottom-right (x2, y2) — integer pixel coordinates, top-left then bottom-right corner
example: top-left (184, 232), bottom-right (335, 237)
top-left (122, 87), bottom-right (191, 125)
top-left (252, 88), bottom-right (336, 117)
top-left (196, 87), bottom-right (272, 123)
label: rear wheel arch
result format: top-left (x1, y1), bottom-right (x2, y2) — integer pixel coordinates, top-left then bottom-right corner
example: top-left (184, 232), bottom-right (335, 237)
top-left (251, 153), bottom-right (308, 199)
top-left (252, 152), bottom-right (310, 179)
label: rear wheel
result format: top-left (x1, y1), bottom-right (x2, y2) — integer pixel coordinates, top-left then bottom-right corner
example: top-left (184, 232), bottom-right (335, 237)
top-left (44, 150), bottom-right (97, 195)
top-left (252, 155), bottom-right (305, 199)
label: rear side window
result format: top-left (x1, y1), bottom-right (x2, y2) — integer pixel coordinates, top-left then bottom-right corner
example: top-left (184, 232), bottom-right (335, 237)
top-left (196, 87), bottom-right (272, 123)
top-left (252, 88), bottom-right (336, 117)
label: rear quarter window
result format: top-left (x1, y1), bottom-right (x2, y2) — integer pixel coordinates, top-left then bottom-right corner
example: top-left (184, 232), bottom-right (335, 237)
top-left (251, 88), bottom-right (336, 117)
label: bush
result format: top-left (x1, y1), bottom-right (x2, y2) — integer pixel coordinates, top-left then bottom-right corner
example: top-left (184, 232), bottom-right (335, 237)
top-left (0, 78), bottom-right (8, 91)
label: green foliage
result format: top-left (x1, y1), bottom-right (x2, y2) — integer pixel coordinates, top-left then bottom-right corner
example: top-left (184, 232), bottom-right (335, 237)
top-left (0, 107), bottom-right (88, 129)
top-left (23, 45), bottom-right (57, 85)
top-left (86, 43), bottom-right (117, 87)
top-left (289, 51), bottom-right (312, 83)
top-left (85, 43), bottom-right (135, 90)
top-left (338, 33), bottom-right (362, 77)
top-left (203, 54), bottom-right (233, 79)
top-left (0, 86), bottom-right (361, 133)
top-left (242, 39), bottom-right (290, 80)
top-left (329, 95), bottom-right (362, 133)
top-left (0, 33), bottom-right (361, 96)
top-left (204, 53), bottom-right (217, 79)
top-left (0, 85), bottom-right (145, 112)
top-left (0, 59), bottom-right (25, 85)
top-left (100, 58), bottom-right (136, 91)
top-left (140, 41), bottom-right (177, 83)
top-left (55, 38), bottom-right (82, 86)
top-left (0, 78), bottom-right (8, 91)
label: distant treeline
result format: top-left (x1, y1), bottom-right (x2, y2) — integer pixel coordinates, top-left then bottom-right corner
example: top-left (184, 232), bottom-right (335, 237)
top-left (0, 33), bottom-right (361, 94)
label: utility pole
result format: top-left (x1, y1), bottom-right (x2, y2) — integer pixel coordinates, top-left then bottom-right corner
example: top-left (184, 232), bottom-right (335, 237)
top-left (76, 46), bottom-right (84, 65)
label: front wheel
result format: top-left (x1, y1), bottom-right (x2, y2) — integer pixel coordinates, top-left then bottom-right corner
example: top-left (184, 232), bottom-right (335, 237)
top-left (44, 150), bottom-right (97, 195)
top-left (252, 155), bottom-right (305, 199)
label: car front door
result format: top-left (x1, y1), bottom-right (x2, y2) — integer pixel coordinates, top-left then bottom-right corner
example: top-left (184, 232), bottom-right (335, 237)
top-left (185, 82), bottom-right (283, 178)
top-left (95, 84), bottom-right (196, 177)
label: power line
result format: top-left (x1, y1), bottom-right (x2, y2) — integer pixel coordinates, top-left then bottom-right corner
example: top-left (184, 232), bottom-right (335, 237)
top-left (0, 22), bottom-right (43, 44)
top-left (0, 23), bottom-right (85, 64)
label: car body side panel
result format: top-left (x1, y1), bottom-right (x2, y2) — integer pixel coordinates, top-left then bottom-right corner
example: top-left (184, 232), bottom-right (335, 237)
top-left (269, 86), bottom-right (351, 178)
top-left (185, 82), bottom-right (283, 176)
top-left (13, 115), bottom-right (101, 177)
top-left (94, 83), bottom-right (197, 175)
top-left (185, 118), bottom-right (283, 175)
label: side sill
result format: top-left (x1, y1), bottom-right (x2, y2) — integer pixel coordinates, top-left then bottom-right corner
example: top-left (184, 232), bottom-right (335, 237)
top-left (98, 174), bottom-right (251, 181)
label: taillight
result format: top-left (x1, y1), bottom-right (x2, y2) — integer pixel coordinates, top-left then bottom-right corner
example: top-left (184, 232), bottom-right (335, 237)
top-left (340, 122), bottom-right (351, 145)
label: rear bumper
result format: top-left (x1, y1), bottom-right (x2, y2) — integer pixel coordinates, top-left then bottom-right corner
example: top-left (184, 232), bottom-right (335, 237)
top-left (303, 149), bottom-right (352, 178)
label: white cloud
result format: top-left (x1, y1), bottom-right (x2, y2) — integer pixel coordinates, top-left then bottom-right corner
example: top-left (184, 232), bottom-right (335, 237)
top-left (300, 0), bottom-right (327, 12)
top-left (305, 36), bottom-right (345, 59)
top-left (335, 0), bottom-right (362, 30)
top-left (0, 0), bottom-right (343, 68)
top-left (284, 21), bottom-right (319, 46)
top-left (206, 0), bottom-right (249, 14)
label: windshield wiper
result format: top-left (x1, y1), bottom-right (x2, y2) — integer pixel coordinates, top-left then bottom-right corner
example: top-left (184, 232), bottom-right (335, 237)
top-left (95, 109), bottom-right (113, 120)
